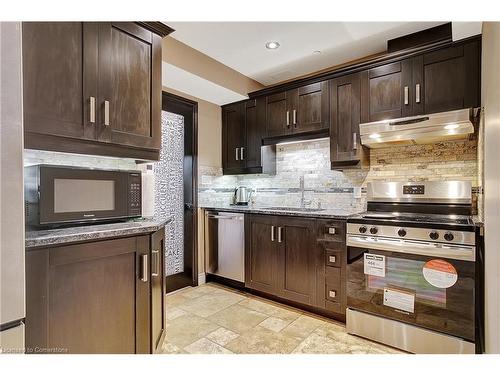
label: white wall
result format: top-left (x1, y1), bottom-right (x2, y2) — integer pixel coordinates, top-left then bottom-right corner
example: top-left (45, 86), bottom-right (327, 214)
top-left (482, 22), bottom-right (500, 354)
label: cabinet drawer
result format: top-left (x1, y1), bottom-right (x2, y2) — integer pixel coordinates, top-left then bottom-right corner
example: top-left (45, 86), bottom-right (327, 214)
top-left (325, 249), bottom-right (343, 268)
top-left (317, 220), bottom-right (345, 242)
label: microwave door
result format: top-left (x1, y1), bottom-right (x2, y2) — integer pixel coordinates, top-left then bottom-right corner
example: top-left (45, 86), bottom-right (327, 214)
top-left (38, 167), bottom-right (130, 225)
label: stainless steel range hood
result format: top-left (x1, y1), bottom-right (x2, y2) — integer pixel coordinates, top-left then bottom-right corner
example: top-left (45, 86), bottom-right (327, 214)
top-left (360, 108), bottom-right (476, 148)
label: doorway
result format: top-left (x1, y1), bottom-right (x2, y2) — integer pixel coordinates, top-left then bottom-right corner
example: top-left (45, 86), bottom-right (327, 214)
top-left (161, 91), bottom-right (198, 292)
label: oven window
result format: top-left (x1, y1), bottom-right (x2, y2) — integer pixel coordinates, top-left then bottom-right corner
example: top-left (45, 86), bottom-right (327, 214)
top-left (366, 257), bottom-right (447, 307)
top-left (54, 179), bottom-right (115, 213)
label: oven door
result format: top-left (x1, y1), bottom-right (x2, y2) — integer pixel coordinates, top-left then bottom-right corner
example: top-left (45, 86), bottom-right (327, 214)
top-left (39, 166), bottom-right (130, 225)
top-left (346, 234), bottom-right (475, 342)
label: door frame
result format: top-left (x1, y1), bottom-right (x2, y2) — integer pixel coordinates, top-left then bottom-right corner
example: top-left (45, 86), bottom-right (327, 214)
top-left (162, 91), bottom-right (198, 292)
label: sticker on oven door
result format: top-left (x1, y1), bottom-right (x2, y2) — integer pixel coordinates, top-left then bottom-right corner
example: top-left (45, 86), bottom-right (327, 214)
top-left (364, 254), bottom-right (385, 277)
top-left (383, 287), bottom-right (415, 313)
top-left (422, 259), bottom-right (458, 289)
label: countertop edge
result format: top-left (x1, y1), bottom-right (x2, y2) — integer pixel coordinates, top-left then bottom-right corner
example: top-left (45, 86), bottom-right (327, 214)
top-left (25, 218), bottom-right (172, 250)
top-left (200, 206), bottom-right (360, 219)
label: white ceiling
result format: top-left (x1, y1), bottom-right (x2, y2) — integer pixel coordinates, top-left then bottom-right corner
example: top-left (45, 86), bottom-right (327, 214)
top-left (162, 62), bottom-right (248, 105)
top-left (167, 22), bottom-right (480, 86)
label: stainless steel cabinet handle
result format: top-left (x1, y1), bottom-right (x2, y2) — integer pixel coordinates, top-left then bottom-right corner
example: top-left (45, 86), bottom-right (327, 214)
top-left (329, 290), bottom-right (337, 298)
top-left (286, 111), bottom-right (290, 127)
top-left (140, 254), bottom-right (148, 282)
top-left (271, 226), bottom-right (275, 242)
top-left (415, 84), bottom-right (421, 103)
top-left (89, 96), bottom-right (96, 123)
top-left (404, 86), bottom-right (409, 105)
top-left (329, 255), bottom-right (337, 263)
top-left (104, 100), bottom-right (110, 126)
top-left (240, 147), bottom-right (244, 160)
top-left (278, 227), bottom-right (283, 243)
top-left (235, 148), bottom-right (239, 161)
top-left (152, 250), bottom-right (159, 277)
top-left (352, 133), bottom-right (357, 150)
top-left (293, 109), bottom-right (297, 126)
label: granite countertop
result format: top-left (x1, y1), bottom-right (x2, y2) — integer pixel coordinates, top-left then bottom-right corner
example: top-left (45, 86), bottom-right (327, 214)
top-left (200, 205), bottom-right (362, 219)
top-left (26, 217), bottom-right (172, 249)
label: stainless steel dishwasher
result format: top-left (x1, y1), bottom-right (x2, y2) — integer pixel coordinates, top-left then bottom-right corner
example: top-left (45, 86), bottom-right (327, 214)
top-left (205, 211), bottom-right (245, 282)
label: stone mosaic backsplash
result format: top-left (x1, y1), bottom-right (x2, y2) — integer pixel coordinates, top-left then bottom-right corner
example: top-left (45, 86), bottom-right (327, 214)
top-left (199, 137), bottom-right (479, 212)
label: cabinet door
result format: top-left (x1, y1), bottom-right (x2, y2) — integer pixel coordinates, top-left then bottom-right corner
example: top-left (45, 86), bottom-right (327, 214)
top-left (22, 22), bottom-right (98, 140)
top-left (151, 228), bottom-right (165, 353)
top-left (266, 92), bottom-right (290, 137)
top-left (416, 41), bottom-right (480, 115)
top-left (276, 217), bottom-right (316, 306)
top-left (361, 60), bottom-right (412, 122)
top-left (222, 102), bottom-right (245, 170)
top-left (330, 73), bottom-right (363, 165)
top-left (26, 236), bottom-right (150, 354)
top-left (244, 98), bottom-right (265, 169)
top-left (291, 81), bottom-right (329, 133)
top-left (245, 215), bottom-right (278, 294)
top-left (97, 22), bottom-right (162, 150)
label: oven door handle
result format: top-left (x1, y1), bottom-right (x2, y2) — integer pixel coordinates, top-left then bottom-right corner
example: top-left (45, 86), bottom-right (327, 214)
top-left (347, 235), bottom-right (475, 262)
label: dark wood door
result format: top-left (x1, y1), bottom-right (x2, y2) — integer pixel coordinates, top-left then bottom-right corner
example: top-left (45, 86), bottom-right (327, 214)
top-left (222, 102), bottom-right (245, 170)
top-left (245, 215), bottom-right (278, 294)
top-left (22, 22), bottom-right (97, 140)
top-left (244, 98), bottom-right (265, 169)
top-left (151, 228), bottom-right (165, 353)
top-left (26, 236), bottom-right (150, 354)
top-left (291, 81), bottom-right (329, 134)
top-left (266, 92), bottom-right (290, 138)
top-left (361, 60), bottom-right (412, 122)
top-left (416, 41), bottom-right (480, 115)
top-left (97, 22), bottom-right (162, 150)
top-left (276, 217), bottom-right (316, 306)
top-left (330, 73), bottom-right (368, 168)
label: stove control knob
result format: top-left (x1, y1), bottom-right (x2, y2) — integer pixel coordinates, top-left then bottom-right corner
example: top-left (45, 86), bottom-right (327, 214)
top-left (398, 228), bottom-right (407, 237)
top-left (370, 227), bottom-right (378, 235)
top-left (429, 231), bottom-right (439, 240)
top-left (444, 232), bottom-right (454, 241)
top-left (359, 226), bottom-right (367, 234)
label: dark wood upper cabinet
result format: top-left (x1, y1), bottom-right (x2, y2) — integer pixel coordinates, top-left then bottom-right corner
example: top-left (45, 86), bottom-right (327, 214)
top-left (222, 102), bottom-right (245, 171)
top-left (22, 22), bottom-right (166, 161)
top-left (245, 214), bottom-right (279, 295)
top-left (222, 98), bottom-right (276, 175)
top-left (266, 92), bottom-right (290, 138)
top-left (265, 82), bottom-right (329, 139)
top-left (417, 40), bottom-right (480, 115)
top-left (330, 73), bottom-right (369, 169)
top-left (22, 22), bottom-right (97, 141)
top-left (361, 40), bottom-right (480, 122)
top-left (276, 217), bottom-right (316, 306)
top-left (97, 23), bottom-right (162, 150)
top-left (292, 81), bottom-right (330, 134)
top-left (361, 60), bottom-right (413, 123)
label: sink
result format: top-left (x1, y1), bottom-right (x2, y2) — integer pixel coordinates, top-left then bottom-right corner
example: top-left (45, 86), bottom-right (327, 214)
top-left (263, 207), bottom-right (326, 213)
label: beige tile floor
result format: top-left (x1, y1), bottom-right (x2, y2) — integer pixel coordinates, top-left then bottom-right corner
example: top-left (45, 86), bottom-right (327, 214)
top-left (160, 282), bottom-right (404, 354)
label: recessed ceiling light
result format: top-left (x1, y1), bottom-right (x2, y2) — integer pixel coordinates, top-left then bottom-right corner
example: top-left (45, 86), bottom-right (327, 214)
top-left (444, 124), bottom-right (459, 130)
top-left (313, 50), bottom-right (322, 55)
top-left (265, 41), bottom-right (280, 50)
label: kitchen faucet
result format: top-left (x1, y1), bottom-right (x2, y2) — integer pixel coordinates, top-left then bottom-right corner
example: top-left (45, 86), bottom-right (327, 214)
top-left (299, 175), bottom-right (312, 208)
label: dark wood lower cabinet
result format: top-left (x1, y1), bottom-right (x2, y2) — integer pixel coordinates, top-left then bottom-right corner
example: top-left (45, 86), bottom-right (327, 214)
top-left (150, 227), bottom-right (166, 353)
top-left (245, 214), bottom-right (347, 320)
top-left (26, 229), bottom-right (165, 354)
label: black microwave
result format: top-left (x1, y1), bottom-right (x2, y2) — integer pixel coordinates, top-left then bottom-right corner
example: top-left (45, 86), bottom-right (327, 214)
top-left (25, 165), bottom-right (142, 227)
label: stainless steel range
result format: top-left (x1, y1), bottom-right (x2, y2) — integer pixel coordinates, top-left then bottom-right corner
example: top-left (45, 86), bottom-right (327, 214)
top-left (346, 181), bottom-right (480, 354)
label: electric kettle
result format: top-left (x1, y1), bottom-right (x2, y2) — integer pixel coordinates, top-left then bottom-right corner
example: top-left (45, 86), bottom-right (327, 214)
top-left (234, 186), bottom-right (252, 205)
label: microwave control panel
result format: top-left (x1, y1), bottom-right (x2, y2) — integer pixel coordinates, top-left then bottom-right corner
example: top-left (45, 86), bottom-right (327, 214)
top-left (128, 173), bottom-right (142, 216)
